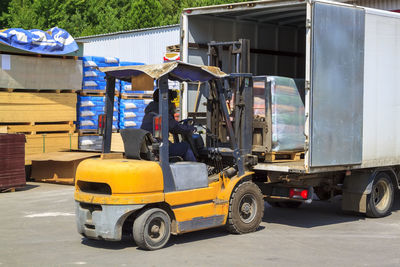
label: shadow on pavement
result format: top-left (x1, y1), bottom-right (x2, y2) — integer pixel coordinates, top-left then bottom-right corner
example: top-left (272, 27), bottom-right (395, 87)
top-left (263, 195), bottom-right (364, 228)
top-left (81, 236), bottom-right (137, 250)
top-left (80, 192), bottom-right (400, 249)
top-left (166, 225), bottom-right (265, 248)
top-left (81, 225), bottom-right (266, 250)
top-left (15, 183), bottom-right (39, 192)
top-left (263, 191), bottom-right (400, 228)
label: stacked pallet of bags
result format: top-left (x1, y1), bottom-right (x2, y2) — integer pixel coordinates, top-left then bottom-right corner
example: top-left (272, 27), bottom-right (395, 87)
top-left (119, 61), bottom-right (152, 130)
top-left (77, 95), bottom-right (119, 132)
top-left (119, 61), bottom-right (145, 94)
top-left (82, 56), bottom-right (121, 92)
top-left (269, 76), bottom-right (305, 152)
top-left (119, 98), bottom-right (152, 129)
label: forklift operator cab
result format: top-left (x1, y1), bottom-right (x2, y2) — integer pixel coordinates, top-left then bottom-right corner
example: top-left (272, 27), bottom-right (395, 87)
top-left (74, 62), bottom-right (264, 250)
top-left (139, 89), bottom-right (197, 162)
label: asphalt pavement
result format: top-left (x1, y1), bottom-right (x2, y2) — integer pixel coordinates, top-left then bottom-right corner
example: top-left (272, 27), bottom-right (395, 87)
top-left (0, 182), bottom-right (399, 266)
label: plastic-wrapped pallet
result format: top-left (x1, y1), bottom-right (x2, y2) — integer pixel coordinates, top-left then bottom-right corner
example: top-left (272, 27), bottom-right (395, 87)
top-left (77, 95), bottom-right (119, 131)
top-left (269, 76), bottom-right (305, 152)
top-left (79, 135), bottom-right (103, 151)
top-left (119, 98), bottom-right (152, 129)
top-left (81, 56), bottom-right (121, 92)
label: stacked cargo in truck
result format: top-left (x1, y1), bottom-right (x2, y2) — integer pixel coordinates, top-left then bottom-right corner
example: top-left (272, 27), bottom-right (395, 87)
top-left (181, 0), bottom-right (400, 217)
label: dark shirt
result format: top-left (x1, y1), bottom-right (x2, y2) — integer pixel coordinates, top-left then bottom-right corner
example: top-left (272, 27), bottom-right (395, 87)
top-left (140, 101), bottom-right (193, 135)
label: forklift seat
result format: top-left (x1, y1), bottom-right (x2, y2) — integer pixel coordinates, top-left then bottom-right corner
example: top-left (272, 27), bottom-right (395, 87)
top-left (120, 128), bottom-right (154, 160)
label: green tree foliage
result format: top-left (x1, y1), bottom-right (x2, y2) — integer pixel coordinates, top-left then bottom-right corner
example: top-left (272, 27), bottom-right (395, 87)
top-left (0, 0), bottom-right (253, 37)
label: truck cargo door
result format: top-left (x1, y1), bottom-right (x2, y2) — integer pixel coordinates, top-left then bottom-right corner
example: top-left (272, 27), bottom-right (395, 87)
top-left (308, 1), bottom-right (365, 168)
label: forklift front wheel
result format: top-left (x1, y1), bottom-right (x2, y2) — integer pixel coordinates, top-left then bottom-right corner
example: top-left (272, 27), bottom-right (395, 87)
top-left (133, 208), bottom-right (171, 250)
top-left (226, 181), bottom-right (264, 234)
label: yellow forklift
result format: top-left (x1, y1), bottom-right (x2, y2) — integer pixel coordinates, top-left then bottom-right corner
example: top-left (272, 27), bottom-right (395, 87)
top-left (74, 62), bottom-right (264, 250)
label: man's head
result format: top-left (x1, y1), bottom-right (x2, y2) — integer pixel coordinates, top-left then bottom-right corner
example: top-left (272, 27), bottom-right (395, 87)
top-left (152, 89), bottom-right (177, 103)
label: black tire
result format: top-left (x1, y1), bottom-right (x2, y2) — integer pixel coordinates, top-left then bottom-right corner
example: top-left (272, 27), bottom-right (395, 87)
top-left (267, 200), bottom-right (302, 208)
top-left (133, 208), bottom-right (171, 250)
top-left (315, 186), bottom-right (331, 201)
top-left (226, 181), bottom-right (264, 234)
top-left (366, 173), bottom-right (394, 218)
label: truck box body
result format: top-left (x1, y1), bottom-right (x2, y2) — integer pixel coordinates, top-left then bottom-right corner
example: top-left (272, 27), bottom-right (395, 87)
top-left (181, 0), bottom-right (400, 173)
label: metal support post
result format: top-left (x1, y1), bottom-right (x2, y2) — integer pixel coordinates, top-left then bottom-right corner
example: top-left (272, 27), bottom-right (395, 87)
top-left (102, 76), bottom-right (115, 154)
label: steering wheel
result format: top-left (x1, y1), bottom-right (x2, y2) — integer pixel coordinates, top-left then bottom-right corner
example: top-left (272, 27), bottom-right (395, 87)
top-left (178, 119), bottom-right (200, 158)
top-left (178, 118), bottom-right (194, 126)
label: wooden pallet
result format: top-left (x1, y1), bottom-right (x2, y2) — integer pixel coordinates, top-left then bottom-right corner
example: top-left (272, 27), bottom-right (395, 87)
top-left (78, 129), bottom-right (119, 136)
top-left (265, 151), bottom-right (304, 162)
top-left (0, 51), bottom-right (78, 60)
top-left (166, 44), bottom-right (180, 52)
top-left (1, 121), bottom-right (75, 135)
top-left (120, 93), bottom-right (152, 100)
top-left (0, 88), bottom-right (78, 93)
top-left (33, 177), bottom-right (75, 186)
top-left (80, 90), bottom-right (106, 96)
top-left (78, 129), bottom-right (99, 135)
top-left (0, 187), bottom-right (16, 193)
top-left (79, 91), bottom-right (121, 97)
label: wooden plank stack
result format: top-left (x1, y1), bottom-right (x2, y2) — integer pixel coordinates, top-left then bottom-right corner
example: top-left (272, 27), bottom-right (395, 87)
top-left (0, 134), bottom-right (26, 191)
top-left (0, 52), bottom-right (82, 164)
top-left (0, 91), bottom-right (78, 163)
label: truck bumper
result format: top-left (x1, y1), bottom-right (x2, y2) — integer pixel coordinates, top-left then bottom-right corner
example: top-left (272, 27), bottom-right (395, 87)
top-left (75, 201), bottom-right (144, 241)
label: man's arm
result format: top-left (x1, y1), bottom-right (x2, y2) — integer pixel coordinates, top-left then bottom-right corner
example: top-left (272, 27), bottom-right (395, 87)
top-left (169, 114), bottom-right (194, 135)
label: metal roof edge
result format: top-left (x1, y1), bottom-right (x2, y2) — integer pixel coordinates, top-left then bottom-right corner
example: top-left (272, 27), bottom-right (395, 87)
top-left (182, 0), bottom-right (306, 12)
top-left (181, 0), bottom-right (352, 13)
top-left (76, 24), bottom-right (180, 41)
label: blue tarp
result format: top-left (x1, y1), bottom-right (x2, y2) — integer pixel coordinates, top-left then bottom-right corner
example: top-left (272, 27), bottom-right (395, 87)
top-left (0, 27), bottom-right (78, 55)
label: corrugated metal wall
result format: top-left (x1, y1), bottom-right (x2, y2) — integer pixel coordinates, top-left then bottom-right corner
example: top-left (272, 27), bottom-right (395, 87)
top-left (347, 0), bottom-right (400, 10)
top-left (78, 25), bottom-right (179, 64)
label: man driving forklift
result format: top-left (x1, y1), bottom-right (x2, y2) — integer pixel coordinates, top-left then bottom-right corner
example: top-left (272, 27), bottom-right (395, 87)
top-left (141, 89), bottom-right (196, 161)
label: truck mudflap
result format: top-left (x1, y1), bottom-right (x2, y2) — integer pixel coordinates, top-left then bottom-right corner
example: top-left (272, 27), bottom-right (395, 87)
top-left (75, 201), bottom-right (144, 241)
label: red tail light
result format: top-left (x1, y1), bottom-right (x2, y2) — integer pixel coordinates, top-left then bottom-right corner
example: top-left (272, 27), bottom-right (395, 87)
top-left (289, 188), bottom-right (309, 200)
top-left (153, 115), bottom-right (162, 138)
top-left (97, 114), bottom-right (106, 135)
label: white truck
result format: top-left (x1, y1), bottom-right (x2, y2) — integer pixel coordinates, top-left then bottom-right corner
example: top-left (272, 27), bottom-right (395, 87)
top-left (180, 0), bottom-right (400, 217)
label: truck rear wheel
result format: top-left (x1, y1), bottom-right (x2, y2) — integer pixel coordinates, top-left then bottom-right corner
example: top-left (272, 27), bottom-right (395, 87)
top-left (133, 208), bottom-right (171, 250)
top-left (226, 181), bottom-right (264, 234)
top-left (366, 173), bottom-right (394, 218)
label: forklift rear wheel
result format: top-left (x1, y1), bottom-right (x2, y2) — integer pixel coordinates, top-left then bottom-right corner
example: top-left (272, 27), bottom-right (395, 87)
top-left (133, 208), bottom-right (171, 250)
top-left (366, 173), bottom-right (394, 218)
top-left (226, 181), bottom-right (264, 234)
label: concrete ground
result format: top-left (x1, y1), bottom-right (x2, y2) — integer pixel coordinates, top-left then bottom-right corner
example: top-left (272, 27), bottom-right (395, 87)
top-left (0, 182), bottom-right (399, 267)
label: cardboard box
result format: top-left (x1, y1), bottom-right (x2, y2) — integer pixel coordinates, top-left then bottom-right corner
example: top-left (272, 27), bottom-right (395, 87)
top-left (30, 152), bottom-right (100, 184)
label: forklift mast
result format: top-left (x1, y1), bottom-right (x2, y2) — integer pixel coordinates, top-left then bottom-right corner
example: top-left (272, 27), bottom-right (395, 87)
top-left (102, 75), bottom-right (116, 153)
top-left (206, 39), bottom-right (256, 172)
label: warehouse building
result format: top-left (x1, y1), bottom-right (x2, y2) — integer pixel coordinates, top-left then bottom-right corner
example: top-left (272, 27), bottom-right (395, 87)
top-left (76, 24), bottom-right (179, 64)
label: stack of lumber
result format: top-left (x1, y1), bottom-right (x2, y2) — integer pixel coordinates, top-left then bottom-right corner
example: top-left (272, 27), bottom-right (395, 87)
top-left (0, 90), bottom-right (79, 164)
top-left (0, 52), bottom-right (82, 164)
top-left (0, 134), bottom-right (26, 191)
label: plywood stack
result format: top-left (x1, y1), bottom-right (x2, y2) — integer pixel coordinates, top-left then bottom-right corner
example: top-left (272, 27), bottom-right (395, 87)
top-left (0, 134), bottom-right (26, 191)
top-left (0, 91), bottom-right (78, 163)
top-left (0, 53), bottom-right (82, 163)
